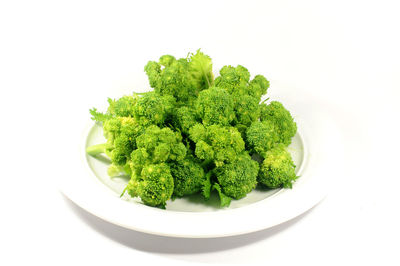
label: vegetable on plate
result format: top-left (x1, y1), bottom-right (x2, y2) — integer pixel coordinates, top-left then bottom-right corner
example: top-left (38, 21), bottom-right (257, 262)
top-left (87, 50), bottom-right (298, 209)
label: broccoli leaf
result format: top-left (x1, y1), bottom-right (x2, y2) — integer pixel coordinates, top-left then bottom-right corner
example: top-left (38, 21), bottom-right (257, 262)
top-left (202, 171), bottom-right (212, 200)
top-left (212, 183), bottom-right (232, 207)
top-left (89, 108), bottom-right (111, 123)
top-left (189, 49), bottom-right (214, 89)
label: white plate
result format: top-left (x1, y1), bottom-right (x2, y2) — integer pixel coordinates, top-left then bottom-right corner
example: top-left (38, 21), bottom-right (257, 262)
top-left (61, 89), bottom-right (339, 238)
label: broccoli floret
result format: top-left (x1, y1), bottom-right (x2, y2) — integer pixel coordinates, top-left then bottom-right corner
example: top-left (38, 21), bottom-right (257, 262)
top-left (258, 144), bottom-right (297, 188)
top-left (107, 95), bottom-right (139, 117)
top-left (130, 125), bottom-right (186, 176)
top-left (89, 94), bottom-right (139, 122)
top-left (145, 57), bottom-right (192, 103)
top-left (87, 116), bottom-right (143, 176)
top-left (246, 120), bottom-right (279, 155)
top-left (172, 106), bottom-right (198, 135)
top-left (260, 101), bottom-right (297, 146)
top-left (189, 124), bottom-right (245, 167)
top-left (214, 65), bottom-right (250, 95)
top-left (110, 133), bottom-right (133, 165)
top-left (126, 163), bottom-right (174, 208)
top-left (195, 87), bottom-right (235, 126)
top-left (214, 65), bottom-right (269, 100)
top-left (233, 94), bottom-right (260, 127)
top-left (144, 50), bottom-right (213, 105)
top-left (105, 117), bottom-right (143, 166)
top-left (102, 117), bottom-right (121, 140)
top-left (215, 152), bottom-right (259, 199)
top-left (88, 94), bottom-right (144, 168)
top-left (133, 92), bottom-right (176, 126)
top-left (213, 66), bottom-right (269, 136)
top-left (169, 156), bottom-right (206, 197)
top-left (248, 75), bottom-right (270, 98)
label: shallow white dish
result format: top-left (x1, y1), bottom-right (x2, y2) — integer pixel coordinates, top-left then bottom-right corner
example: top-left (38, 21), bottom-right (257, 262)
top-left (61, 89), bottom-right (338, 238)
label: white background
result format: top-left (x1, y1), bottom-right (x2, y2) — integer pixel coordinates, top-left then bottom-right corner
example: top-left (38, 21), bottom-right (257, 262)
top-left (1, 0), bottom-right (399, 265)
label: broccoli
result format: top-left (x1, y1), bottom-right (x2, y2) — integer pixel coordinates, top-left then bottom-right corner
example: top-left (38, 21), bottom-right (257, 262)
top-left (107, 95), bottom-right (139, 117)
top-left (258, 144), bottom-right (297, 188)
top-left (86, 50), bottom-right (299, 209)
top-left (87, 113), bottom-right (144, 175)
top-left (246, 101), bottom-right (297, 155)
top-left (189, 124), bottom-right (245, 167)
top-left (214, 65), bottom-right (269, 99)
top-left (213, 65), bottom-right (270, 136)
top-left (126, 163), bottom-right (174, 208)
top-left (214, 65), bottom-right (250, 96)
top-left (130, 125), bottom-right (186, 176)
top-left (260, 101), bottom-right (297, 146)
top-left (89, 94), bottom-right (138, 123)
top-left (214, 152), bottom-right (259, 199)
top-left (195, 86), bottom-right (235, 126)
top-left (248, 75), bottom-right (270, 99)
top-left (144, 49), bottom-right (213, 105)
top-left (172, 106), bottom-right (198, 135)
top-left (246, 120), bottom-right (279, 155)
top-left (169, 156), bottom-right (206, 197)
top-left (233, 94), bottom-right (260, 127)
top-left (133, 92), bottom-right (176, 126)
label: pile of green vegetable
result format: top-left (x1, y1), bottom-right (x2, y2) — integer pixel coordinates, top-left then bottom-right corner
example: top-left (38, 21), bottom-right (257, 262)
top-left (87, 50), bottom-right (298, 208)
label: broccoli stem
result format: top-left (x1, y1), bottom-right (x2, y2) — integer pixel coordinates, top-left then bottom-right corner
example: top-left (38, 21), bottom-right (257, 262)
top-left (261, 97), bottom-right (270, 104)
top-left (86, 143), bottom-right (108, 156)
top-left (200, 159), bottom-right (213, 169)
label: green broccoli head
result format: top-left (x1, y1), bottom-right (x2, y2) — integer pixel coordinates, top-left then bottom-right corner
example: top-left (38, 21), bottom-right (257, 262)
top-left (148, 57), bottom-right (185, 102)
top-left (215, 152), bottom-right (259, 199)
top-left (172, 106), bottom-right (198, 135)
top-left (246, 120), bottom-right (279, 155)
top-left (144, 50), bottom-right (213, 105)
top-left (214, 65), bottom-right (269, 100)
top-left (130, 125), bottom-right (187, 175)
top-left (260, 101), bottom-right (297, 146)
top-left (89, 94), bottom-right (139, 123)
top-left (248, 75), bottom-right (270, 98)
top-left (133, 92), bottom-right (176, 126)
top-left (189, 124), bottom-right (245, 167)
top-left (258, 144), bottom-right (297, 188)
top-left (169, 156), bottom-right (206, 197)
top-left (214, 65), bottom-right (250, 95)
top-left (233, 94), bottom-right (260, 127)
top-left (102, 117), bottom-right (122, 143)
top-left (107, 95), bottom-right (139, 117)
top-left (195, 87), bottom-right (235, 126)
top-left (127, 163), bottom-right (174, 207)
top-left (101, 117), bottom-right (144, 167)
top-left (143, 60), bottom-right (161, 89)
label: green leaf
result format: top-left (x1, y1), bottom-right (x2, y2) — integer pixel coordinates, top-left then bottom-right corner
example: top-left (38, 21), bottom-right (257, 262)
top-left (89, 108), bottom-right (111, 122)
top-left (189, 49), bottom-right (214, 89)
top-left (212, 183), bottom-right (232, 207)
top-left (202, 171), bottom-right (212, 200)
